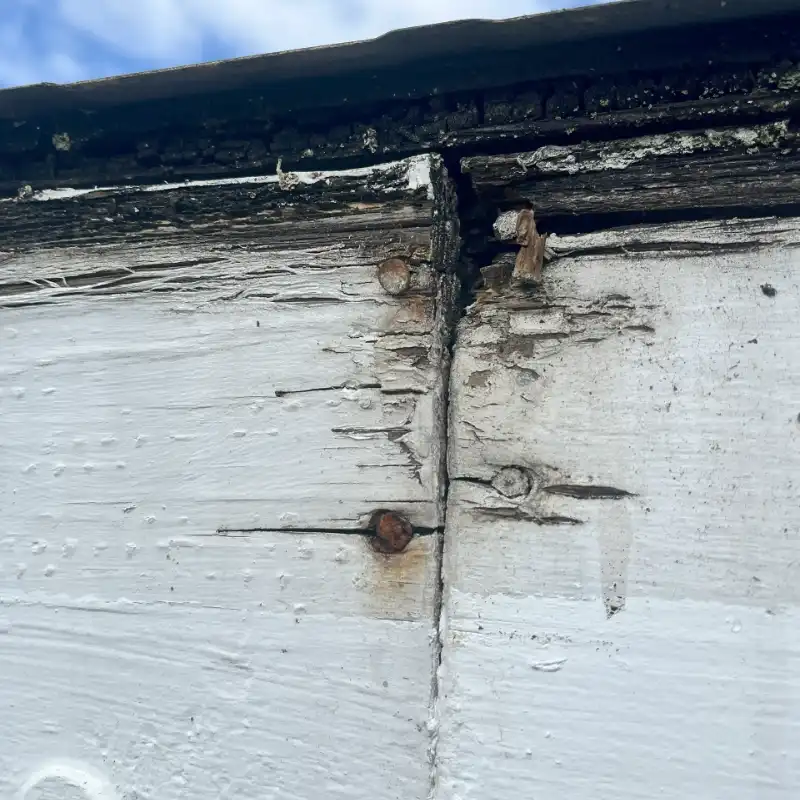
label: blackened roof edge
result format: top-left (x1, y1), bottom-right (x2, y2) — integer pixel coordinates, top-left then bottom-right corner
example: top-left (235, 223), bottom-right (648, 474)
top-left (0, 0), bottom-right (798, 119)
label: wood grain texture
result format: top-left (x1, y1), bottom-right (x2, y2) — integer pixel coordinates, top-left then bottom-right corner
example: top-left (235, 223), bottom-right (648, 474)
top-left (0, 156), bottom-right (455, 800)
top-left (435, 217), bottom-right (800, 799)
top-left (462, 121), bottom-right (800, 218)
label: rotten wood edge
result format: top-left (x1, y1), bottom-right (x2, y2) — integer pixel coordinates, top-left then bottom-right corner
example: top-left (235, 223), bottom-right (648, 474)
top-left (0, 15), bottom-right (798, 196)
top-left (463, 120), bottom-right (800, 222)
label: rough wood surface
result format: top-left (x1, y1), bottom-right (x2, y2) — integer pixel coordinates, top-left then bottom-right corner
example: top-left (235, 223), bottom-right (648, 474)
top-left (435, 217), bottom-right (800, 799)
top-left (1, 48), bottom-right (797, 195)
top-left (463, 121), bottom-right (800, 219)
top-left (0, 156), bottom-right (456, 800)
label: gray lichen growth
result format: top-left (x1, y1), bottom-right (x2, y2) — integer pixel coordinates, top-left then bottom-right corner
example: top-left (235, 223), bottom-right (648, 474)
top-left (777, 67), bottom-right (800, 91)
top-left (362, 127), bottom-right (379, 154)
top-left (52, 132), bottom-right (72, 152)
top-left (517, 120), bottom-right (792, 176)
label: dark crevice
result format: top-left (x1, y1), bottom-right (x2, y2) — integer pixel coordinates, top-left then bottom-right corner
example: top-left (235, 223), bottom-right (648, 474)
top-left (542, 485), bottom-right (637, 500)
top-left (441, 149), bottom-right (493, 311)
top-left (539, 203), bottom-right (800, 238)
top-left (380, 387), bottom-right (428, 397)
top-left (452, 475), bottom-right (495, 489)
top-left (475, 92), bottom-right (486, 127)
top-left (426, 153), bottom-right (478, 796)
top-left (475, 506), bottom-right (585, 526)
top-left (331, 425), bottom-right (411, 436)
top-left (216, 524), bottom-right (443, 537)
top-left (274, 382), bottom-right (381, 398)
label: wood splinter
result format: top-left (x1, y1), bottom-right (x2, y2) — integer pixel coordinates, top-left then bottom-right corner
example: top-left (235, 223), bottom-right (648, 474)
top-left (513, 207), bottom-right (548, 286)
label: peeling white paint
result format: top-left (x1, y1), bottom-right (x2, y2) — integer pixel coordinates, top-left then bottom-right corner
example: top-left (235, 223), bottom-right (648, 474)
top-left (3, 154), bottom-right (435, 203)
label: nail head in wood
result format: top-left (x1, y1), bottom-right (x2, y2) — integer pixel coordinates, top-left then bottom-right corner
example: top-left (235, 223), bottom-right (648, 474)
top-left (378, 258), bottom-right (412, 296)
top-left (372, 511), bottom-right (414, 553)
top-left (492, 467), bottom-right (532, 499)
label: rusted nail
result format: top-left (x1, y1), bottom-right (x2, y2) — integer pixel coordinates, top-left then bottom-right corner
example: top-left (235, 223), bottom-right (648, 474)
top-left (378, 257), bottom-right (412, 296)
top-left (513, 208), bottom-right (548, 286)
top-left (371, 511), bottom-right (414, 553)
top-left (492, 466), bottom-right (532, 499)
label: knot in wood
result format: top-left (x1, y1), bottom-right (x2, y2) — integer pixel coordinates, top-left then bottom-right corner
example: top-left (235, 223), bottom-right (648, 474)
top-left (377, 258), bottom-right (412, 296)
top-left (492, 467), bottom-right (532, 499)
top-left (372, 511), bottom-right (414, 554)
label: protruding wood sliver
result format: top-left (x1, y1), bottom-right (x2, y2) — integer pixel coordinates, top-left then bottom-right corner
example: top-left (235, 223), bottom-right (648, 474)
top-left (513, 209), bottom-right (548, 285)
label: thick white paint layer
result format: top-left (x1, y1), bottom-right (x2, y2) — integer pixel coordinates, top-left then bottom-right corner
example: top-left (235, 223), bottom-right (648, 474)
top-left (437, 218), bottom-right (800, 799)
top-left (2, 154), bottom-right (433, 202)
top-left (3, 537), bottom-right (438, 800)
top-left (438, 585), bottom-right (800, 800)
top-left (1, 281), bottom-right (441, 534)
top-left (0, 157), bottom-right (444, 800)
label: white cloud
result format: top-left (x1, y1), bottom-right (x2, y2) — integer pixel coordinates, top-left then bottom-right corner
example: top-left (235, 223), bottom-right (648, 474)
top-left (57, 0), bottom-right (558, 60)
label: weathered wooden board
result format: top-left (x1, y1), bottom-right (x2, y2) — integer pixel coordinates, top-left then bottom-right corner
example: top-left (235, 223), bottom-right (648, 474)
top-left (462, 121), bottom-right (800, 219)
top-left (435, 217), bottom-right (800, 799)
top-left (2, 36), bottom-right (798, 196)
top-left (0, 156), bottom-right (454, 800)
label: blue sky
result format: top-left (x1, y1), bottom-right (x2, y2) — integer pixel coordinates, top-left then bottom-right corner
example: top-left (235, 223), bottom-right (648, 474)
top-left (0, 0), bottom-right (603, 88)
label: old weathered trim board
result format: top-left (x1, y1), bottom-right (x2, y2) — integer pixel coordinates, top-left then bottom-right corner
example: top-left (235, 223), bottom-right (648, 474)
top-left (2, 2), bottom-right (800, 798)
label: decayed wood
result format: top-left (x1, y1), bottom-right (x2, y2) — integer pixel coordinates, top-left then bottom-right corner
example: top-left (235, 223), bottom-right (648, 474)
top-left (463, 121), bottom-right (800, 218)
top-left (1, 46), bottom-right (797, 196)
top-left (512, 208), bottom-right (548, 285)
top-left (444, 90), bottom-right (800, 151)
top-left (0, 156), bottom-right (456, 800)
top-left (436, 217), bottom-right (800, 799)
top-left (0, 156), bottom-right (446, 250)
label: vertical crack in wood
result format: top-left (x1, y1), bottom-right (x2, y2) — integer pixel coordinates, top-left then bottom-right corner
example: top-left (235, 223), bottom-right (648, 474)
top-left (427, 153), bottom-right (469, 800)
top-left (427, 278), bottom-right (452, 800)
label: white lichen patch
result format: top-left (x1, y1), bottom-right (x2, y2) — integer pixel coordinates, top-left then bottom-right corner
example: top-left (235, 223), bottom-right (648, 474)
top-left (52, 132), bottom-right (72, 152)
top-left (778, 67), bottom-right (800, 91)
top-left (518, 120), bottom-right (792, 175)
top-left (362, 127), bottom-right (379, 154)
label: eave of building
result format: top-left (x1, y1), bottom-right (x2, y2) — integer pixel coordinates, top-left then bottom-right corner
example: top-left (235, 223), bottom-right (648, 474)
top-left (0, 0), bottom-right (798, 120)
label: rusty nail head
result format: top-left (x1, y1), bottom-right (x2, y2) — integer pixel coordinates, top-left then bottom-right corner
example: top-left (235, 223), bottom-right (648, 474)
top-left (372, 511), bottom-right (413, 554)
top-left (378, 258), bottom-right (411, 296)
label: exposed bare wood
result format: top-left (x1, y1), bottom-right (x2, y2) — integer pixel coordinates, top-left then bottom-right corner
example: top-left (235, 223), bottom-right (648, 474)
top-left (512, 208), bottom-right (548, 285)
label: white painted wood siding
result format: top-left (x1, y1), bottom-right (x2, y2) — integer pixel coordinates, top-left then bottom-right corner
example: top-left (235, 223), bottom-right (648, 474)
top-left (1, 157), bottom-right (451, 800)
top-left (5, 147), bottom-right (799, 800)
top-left (435, 217), bottom-right (800, 800)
